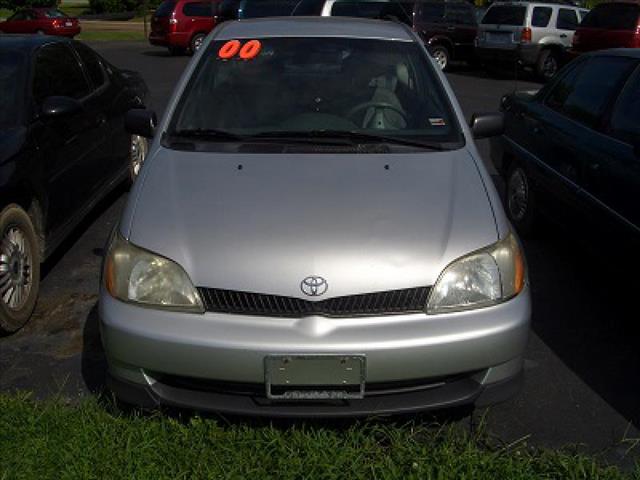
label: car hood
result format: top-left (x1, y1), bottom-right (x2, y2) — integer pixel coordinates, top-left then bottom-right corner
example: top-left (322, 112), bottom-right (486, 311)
top-left (126, 148), bottom-right (498, 298)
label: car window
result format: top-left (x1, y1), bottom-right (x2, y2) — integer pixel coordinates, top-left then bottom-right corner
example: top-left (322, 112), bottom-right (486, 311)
top-left (0, 48), bottom-right (26, 127)
top-left (578, 9), bottom-right (588, 21)
top-left (581, 3), bottom-right (640, 30)
top-left (546, 56), bottom-right (636, 129)
top-left (32, 43), bottom-right (91, 103)
top-left (74, 42), bottom-right (108, 90)
top-left (531, 7), bottom-right (552, 28)
top-left (154, 0), bottom-right (176, 17)
top-left (557, 8), bottom-right (578, 30)
top-left (415, 2), bottom-right (445, 23)
top-left (446, 3), bottom-right (476, 26)
top-left (609, 67), bottom-right (640, 147)
top-left (183, 2), bottom-right (212, 16)
top-left (44, 9), bottom-right (68, 18)
top-left (169, 37), bottom-right (462, 148)
top-left (481, 5), bottom-right (526, 25)
top-left (9, 10), bottom-right (30, 20)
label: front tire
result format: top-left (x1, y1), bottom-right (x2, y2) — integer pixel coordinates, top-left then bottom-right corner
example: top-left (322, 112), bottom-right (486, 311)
top-left (505, 162), bottom-right (536, 236)
top-left (0, 205), bottom-right (40, 335)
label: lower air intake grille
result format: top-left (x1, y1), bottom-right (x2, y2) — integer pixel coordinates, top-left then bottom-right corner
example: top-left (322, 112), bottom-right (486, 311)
top-left (197, 286), bottom-right (431, 318)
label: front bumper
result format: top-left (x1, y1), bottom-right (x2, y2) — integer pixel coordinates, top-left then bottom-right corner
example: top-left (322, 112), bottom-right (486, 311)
top-left (100, 285), bottom-right (531, 416)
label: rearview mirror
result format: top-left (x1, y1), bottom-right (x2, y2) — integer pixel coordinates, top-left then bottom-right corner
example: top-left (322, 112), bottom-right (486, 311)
top-left (469, 112), bottom-right (504, 139)
top-left (41, 96), bottom-right (82, 118)
top-left (125, 109), bottom-right (157, 138)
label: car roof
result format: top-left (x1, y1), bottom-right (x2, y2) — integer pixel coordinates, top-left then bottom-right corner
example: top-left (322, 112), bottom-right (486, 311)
top-left (214, 16), bottom-right (415, 41)
top-left (0, 35), bottom-right (71, 54)
top-left (489, 1), bottom-right (582, 7)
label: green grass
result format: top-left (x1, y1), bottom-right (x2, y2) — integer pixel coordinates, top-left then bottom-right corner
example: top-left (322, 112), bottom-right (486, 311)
top-left (76, 30), bottom-right (146, 41)
top-left (0, 392), bottom-right (637, 480)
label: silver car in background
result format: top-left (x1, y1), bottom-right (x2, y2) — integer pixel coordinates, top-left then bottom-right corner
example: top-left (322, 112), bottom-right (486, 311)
top-left (100, 17), bottom-right (531, 416)
top-left (476, 2), bottom-right (588, 80)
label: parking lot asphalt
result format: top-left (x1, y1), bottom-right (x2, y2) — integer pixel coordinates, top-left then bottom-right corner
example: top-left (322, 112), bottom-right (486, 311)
top-left (1, 41), bottom-right (638, 468)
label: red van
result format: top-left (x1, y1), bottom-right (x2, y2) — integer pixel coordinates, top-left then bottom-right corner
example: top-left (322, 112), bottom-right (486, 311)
top-left (149, 0), bottom-right (220, 55)
top-left (572, 1), bottom-right (640, 54)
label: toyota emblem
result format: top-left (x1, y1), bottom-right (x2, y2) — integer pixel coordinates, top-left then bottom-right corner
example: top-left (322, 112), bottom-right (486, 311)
top-left (300, 276), bottom-right (328, 297)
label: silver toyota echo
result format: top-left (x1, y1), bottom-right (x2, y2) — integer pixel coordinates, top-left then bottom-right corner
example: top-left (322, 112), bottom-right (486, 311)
top-left (100, 17), bottom-right (531, 416)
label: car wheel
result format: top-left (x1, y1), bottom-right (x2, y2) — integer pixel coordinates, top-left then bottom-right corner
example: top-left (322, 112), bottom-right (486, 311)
top-left (36, 29), bottom-right (45, 35)
top-left (129, 134), bottom-right (148, 183)
top-left (536, 50), bottom-right (559, 82)
top-left (190, 33), bottom-right (206, 54)
top-left (505, 163), bottom-right (536, 236)
top-left (430, 45), bottom-right (450, 71)
top-left (0, 205), bottom-right (40, 335)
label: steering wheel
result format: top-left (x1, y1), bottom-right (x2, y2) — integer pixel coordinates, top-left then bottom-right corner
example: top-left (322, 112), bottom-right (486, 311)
top-left (347, 101), bottom-right (408, 127)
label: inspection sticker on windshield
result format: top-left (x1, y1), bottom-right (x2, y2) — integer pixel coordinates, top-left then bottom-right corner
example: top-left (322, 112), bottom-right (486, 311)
top-left (429, 118), bottom-right (446, 126)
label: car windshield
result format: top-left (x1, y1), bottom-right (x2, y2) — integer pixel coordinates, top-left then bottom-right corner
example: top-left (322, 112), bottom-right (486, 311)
top-left (581, 3), bottom-right (640, 30)
top-left (168, 37), bottom-right (462, 149)
top-left (0, 49), bottom-right (26, 127)
top-left (481, 5), bottom-right (526, 25)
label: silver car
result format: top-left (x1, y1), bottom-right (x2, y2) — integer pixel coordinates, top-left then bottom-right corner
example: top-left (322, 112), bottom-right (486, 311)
top-left (100, 17), bottom-right (531, 417)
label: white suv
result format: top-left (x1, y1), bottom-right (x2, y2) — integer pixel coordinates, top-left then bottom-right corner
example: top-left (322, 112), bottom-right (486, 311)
top-left (476, 2), bottom-right (588, 81)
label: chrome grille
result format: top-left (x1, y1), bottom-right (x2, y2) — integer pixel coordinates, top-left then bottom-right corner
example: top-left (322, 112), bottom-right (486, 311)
top-left (197, 286), bottom-right (431, 318)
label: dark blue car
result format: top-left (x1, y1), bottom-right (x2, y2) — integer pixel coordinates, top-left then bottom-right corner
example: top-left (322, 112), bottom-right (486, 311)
top-left (491, 49), bottom-right (639, 249)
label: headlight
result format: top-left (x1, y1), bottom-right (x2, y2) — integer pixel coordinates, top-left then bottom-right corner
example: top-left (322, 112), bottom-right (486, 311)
top-left (426, 232), bottom-right (525, 314)
top-left (103, 232), bottom-right (204, 313)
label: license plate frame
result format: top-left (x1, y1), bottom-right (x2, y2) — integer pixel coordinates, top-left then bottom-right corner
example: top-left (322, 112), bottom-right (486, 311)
top-left (265, 354), bottom-right (366, 400)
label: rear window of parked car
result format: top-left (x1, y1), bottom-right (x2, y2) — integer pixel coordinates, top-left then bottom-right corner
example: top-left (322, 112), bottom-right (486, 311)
top-left (531, 6), bottom-right (552, 27)
top-left (239, 0), bottom-right (300, 18)
top-left (155, 0), bottom-right (176, 17)
top-left (43, 9), bottom-right (68, 18)
top-left (183, 2), bottom-right (212, 16)
top-left (581, 3), bottom-right (640, 30)
top-left (481, 5), bottom-right (526, 25)
top-left (415, 2), bottom-right (445, 22)
top-left (556, 8), bottom-right (578, 30)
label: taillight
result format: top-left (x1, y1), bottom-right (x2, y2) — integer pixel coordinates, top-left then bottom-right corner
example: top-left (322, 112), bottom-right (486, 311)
top-left (520, 27), bottom-right (531, 43)
top-left (52, 19), bottom-right (62, 27)
top-left (169, 12), bottom-right (178, 30)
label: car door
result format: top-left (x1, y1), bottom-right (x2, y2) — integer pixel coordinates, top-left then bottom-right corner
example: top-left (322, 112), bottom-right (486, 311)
top-left (444, 3), bottom-right (477, 60)
top-left (537, 55), bottom-right (638, 225)
top-left (587, 64), bottom-right (640, 235)
top-left (30, 42), bottom-right (107, 232)
top-left (555, 8), bottom-right (579, 48)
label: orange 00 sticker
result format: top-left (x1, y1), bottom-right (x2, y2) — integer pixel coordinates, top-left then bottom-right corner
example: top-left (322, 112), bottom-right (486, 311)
top-left (218, 40), bottom-right (241, 59)
top-left (239, 40), bottom-right (262, 60)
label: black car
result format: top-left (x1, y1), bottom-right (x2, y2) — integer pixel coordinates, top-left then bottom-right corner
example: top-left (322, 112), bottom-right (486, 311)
top-left (491, 49), bottom-right (639, 247)
top-left (0, 35), bottom-right (149, 334)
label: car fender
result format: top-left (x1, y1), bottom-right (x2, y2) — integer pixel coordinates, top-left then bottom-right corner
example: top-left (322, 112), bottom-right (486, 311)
top-left (425, 35), bottom-right (454, 51)
top-left (538, 37), bottom-right (566, 49)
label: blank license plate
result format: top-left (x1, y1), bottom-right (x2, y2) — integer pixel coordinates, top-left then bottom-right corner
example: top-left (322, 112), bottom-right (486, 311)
top-left (486, 32), bottom-right (512, 44)
top-left (265, 355), bottom-right (365, 400)
top-left (65, 21), bottom-right (72, 26)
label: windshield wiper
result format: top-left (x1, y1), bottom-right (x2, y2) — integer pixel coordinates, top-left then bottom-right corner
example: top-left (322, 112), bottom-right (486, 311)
top-left (251, 130), bottom-right (447, 150)
top-left (170, 128), bottom-right (245, 141)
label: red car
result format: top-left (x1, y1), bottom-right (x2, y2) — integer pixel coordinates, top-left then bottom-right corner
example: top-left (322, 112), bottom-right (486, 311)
top-left (572, 1), bottom-right (640, 54)
top-left (149, 0), bottom-right (220, 55)
top-left (0, 8), bottom-right (81, 37)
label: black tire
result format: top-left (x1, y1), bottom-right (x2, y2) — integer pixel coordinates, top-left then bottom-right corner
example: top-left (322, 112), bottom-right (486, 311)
top-left (505, 162), bottom-right (536, 236)
top-left (0, 205), bottom-right (40, 335)
top-left (536, 49), bottom-right (559, 82)
top-left (190, 33), bottom-right (206, 54)
top-left (430, 45), bottom-right (450, 71)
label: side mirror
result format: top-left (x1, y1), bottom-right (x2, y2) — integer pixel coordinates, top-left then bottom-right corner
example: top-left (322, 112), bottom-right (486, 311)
top-left (469, 112), bottom-right (504, 139)
top-left (125, 109), bottom-right (157, 138)
top-left (41, 96), bottom-right (82, 118)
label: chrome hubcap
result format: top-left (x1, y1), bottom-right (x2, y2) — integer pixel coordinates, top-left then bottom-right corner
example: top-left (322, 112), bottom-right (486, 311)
top-left (194, 36), bottom-right (204, 51)
top-left (433, 50), bottom-right (447, 70)
top-left (0, 226), bottom-right (32, 311)
top-left (130, 135), bottom-right (147, 178)
top-left (508, 168), bottom-right (529, 222)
